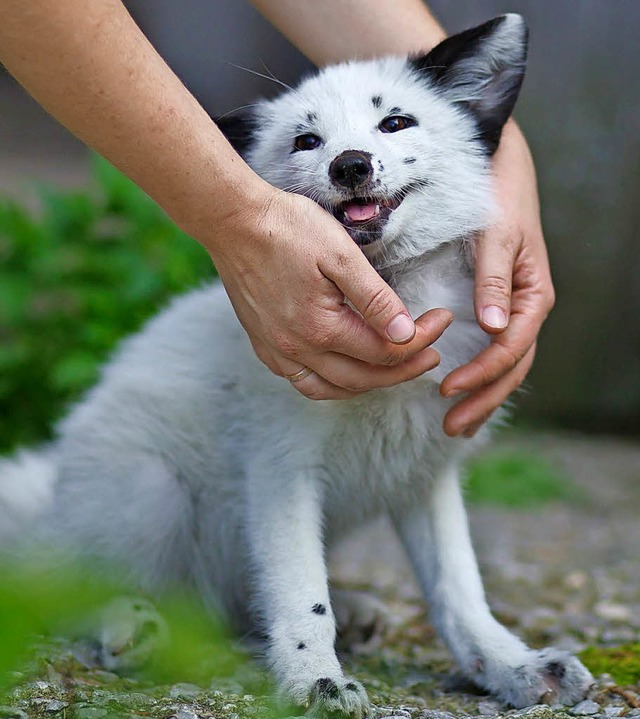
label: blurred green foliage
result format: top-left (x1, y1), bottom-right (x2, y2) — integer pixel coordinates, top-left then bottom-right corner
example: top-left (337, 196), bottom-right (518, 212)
top-left (465, 450), bottom-right (583, 508)
top-left (580, 644), bottom-right (640, 687)
top-left (0, 556), bottom-right (254, 708)
top-left (0, 156), bottom-right (213, 452)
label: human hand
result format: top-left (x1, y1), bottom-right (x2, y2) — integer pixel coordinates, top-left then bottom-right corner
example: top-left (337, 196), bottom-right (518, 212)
top-left (207, 180), bottom-right (453, 400)
top-left (440, 121), bottom-right (555, 436)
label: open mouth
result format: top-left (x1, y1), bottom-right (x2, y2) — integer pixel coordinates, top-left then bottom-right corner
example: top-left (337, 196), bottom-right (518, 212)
top-left (332, 196), bottom-right (404, 246)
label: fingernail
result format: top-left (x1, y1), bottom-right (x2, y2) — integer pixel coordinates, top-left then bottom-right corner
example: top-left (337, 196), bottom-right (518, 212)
top-left (386, 313), bottom-right (415, 343)
top-left (462, 423), bottom-right (481, 438)
top-left (482, 305), bottom-right (508, 330)
top-left (443, 387), bottom-right (463, 398)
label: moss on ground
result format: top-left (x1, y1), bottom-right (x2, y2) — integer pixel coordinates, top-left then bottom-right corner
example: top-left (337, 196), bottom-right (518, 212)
top-left (580, 644), bottom-right (640, 687)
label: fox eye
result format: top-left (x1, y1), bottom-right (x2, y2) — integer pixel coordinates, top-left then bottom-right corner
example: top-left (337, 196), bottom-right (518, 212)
top-left (379, 115), bottom-right (417, 133)
top-left (293, 133), bottom-right (322, 151)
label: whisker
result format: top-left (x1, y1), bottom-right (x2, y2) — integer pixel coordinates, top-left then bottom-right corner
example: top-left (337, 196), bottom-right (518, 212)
top-left (226, 62), bottom-right (293, 91)
top-left (215, 102), bottom-right (261, 121)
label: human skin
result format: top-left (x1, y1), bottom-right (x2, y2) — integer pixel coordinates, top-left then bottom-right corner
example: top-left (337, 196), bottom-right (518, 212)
top-left (0, 0), bottom-right (554, 435)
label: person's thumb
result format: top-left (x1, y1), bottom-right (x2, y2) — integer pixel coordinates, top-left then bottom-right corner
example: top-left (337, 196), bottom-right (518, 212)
top-left (321, 246), bottom-right (415, 344)
top-left (474, 227), bottom-right (515, 333)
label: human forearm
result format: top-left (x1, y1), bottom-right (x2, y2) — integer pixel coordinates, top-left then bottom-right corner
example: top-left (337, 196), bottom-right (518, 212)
top-left (250, 0), bottom-right (446, 65)
top-left (0, 0), bottom-right (264, 242)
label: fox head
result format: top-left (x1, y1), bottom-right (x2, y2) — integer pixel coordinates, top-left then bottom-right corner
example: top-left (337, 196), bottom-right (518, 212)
top-left (218, 15), bottom-right (528, 270)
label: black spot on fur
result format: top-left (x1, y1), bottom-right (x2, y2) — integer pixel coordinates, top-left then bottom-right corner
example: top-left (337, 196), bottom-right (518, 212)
top-left (297, 642), bottom-right (306, 650)
top-left (388, 106), bottom-right (402, 115)
top-left (403, 157), bottom-right (417, 164)
top-left (312, 603), bottom-right (326, 615)
top-left (345, 682), bottom-right (359, 692)
top-left (315, 678), bottom-right (339, 699)
top-left (545, 661), bottom-right (566, 679)
top-left (371, 95), bottom-right (382, 109)
top-left (306, 112), bottom-right (318, 124)
top-left (215, 108), bottom-right (258, 158)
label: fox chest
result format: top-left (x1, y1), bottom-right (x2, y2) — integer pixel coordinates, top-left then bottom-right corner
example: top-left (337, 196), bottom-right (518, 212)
top-left (319, 378), bottom-right (461, 521)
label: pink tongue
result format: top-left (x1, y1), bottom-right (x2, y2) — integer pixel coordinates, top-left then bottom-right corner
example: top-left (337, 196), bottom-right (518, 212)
top-left (344, 201), bottom-right (378, 223)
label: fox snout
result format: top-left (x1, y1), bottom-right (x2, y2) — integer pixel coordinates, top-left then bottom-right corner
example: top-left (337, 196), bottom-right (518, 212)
top-left (328, 150), bottom-right (373, 191)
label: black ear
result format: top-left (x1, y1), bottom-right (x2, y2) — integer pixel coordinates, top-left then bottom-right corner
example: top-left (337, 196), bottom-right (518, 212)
top-left (411, 14), bottom-right (528, 154)
top-left (215, 108), bottom-right (259, 158)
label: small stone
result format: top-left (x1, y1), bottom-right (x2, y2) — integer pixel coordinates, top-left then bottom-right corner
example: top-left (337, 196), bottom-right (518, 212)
top-left (0, 707), bottom-right (27, 719)
top-left (571, 700), bottom-right (601, 715)
top-left (594, 602), bottom-right (631, 622)
top-left (565, 571), bottom-right (589, 590)
top-left (89, 669), bottom-right (121, 684)
top-left (169, 683), bottom-right (202, 700)
top-left (208, 679), bottom-right (243, 695)
top-left (600, 627), bottom-right (637, 644)
top-left (603, 708), bottom-right (624, 718)
top-left (171, 710), bottom-right (199, 719)
top-left (477, 700), bottom-right (502, 715)
top-left (106, 692), bottom-right (149, 708)
top-left (72, 708), bottom-right (108, 719)
top-left (626, 711), bottom-right (640, 718)
top-left (43, 700), bottom-right (68, 712)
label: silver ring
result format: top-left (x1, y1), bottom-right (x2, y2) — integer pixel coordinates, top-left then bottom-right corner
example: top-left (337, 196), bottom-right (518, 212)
top-left (285, 366), bottom-right (313, 383)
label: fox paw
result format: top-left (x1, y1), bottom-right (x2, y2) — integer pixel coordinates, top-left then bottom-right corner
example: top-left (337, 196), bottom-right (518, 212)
top-left (492, 648), bottom-right (594, 708)
top-left (283, 675), bottom-right (369, 718)
top-left (98, 596), bottom-right (168, 672)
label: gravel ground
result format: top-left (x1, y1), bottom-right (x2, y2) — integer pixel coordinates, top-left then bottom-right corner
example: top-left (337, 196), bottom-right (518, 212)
top-left (1, 431), bottom-right (639, 719)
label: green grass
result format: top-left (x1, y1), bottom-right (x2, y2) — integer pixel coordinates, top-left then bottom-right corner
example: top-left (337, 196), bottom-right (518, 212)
top-left (580, 644), bottom-right (640, 686)
top-left (0, 155), bottom-right (212, 453)
top-left (465, 449), bottom-right (582, 508)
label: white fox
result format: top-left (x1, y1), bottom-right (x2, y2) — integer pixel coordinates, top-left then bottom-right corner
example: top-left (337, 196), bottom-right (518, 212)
top-left (0, 15), bottom-right (592, 718)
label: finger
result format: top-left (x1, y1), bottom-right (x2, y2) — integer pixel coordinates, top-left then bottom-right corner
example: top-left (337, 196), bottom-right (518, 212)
top-left (443, 344), bottom-right (536, 437)
top-left (319, 249), bottom-right (417, 344)
top-left (440, 310), bottom-right (536, 397)
top-left (473, 225), bottom-right (517, 333)
top-left (278, 358), bottom-right (358, 401)
top-left (304, 345), bottom-right (441, 393)
top-left (326, 305), bottom-right (453, 367)
top-left (249, 336), bottom-right (286, 377)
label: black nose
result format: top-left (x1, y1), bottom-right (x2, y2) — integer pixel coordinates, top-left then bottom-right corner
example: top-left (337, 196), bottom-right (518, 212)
top-left (329, 150), bottom-right (373, 190)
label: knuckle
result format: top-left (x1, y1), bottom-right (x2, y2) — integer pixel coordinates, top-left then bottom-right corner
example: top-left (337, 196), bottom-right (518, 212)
top-left (497, 343), bottom-right (522, 372)
top-left (334, 250), bottom-right (354, 270)
top-left (342, 378), bottom-right (371, 393)
top-left (379, 347), bottom-right (407, 366)
top-left (480, 274), bottom-right (512, 298)
top-left (302, 324), bottom-right (337, 352)
top-left (362, 286), bottom-right (396, 323)
top-left (270, 330), bottom-right (300, 358)
top-left (294, 380), bottom-right (331, 401)
top-left (543, 286), bottom-right (556, 315)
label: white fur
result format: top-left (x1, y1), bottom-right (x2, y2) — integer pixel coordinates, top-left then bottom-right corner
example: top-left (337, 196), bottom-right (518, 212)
top-left (0, 16), bottom-right (592, 717)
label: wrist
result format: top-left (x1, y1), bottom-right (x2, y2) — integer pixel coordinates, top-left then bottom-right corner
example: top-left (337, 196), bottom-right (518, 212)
top-left (183, 160), bottom-right (277, 258)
